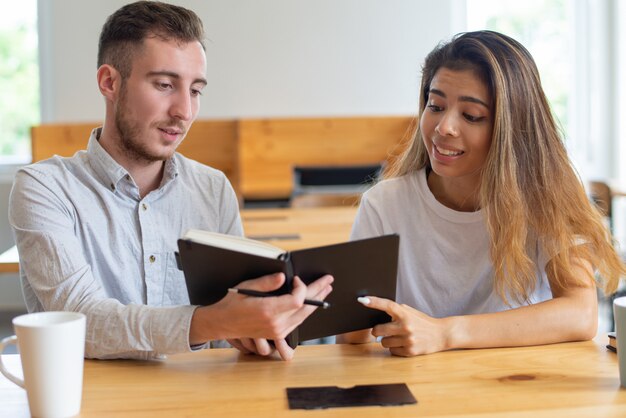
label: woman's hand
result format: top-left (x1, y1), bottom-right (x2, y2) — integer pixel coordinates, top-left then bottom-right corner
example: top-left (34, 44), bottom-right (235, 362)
top-left (359, 296), bottom-right (451, 356)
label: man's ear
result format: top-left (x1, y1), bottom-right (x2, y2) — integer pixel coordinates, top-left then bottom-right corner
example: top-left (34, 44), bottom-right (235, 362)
top-left (97, 64), bottom-right (121, 101)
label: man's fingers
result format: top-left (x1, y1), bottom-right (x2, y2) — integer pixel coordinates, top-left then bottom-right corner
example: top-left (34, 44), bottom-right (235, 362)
top-left (274, 275), bottom-right (335, 328)
top-left (237, 272), bottom-right (286, 293)
top-left (240, 338), bottom-right (259, 353)
top-left (253, 338), bottom-right (274, 356)
top-left (273, 338), bottom-right (295, 361)
top-left (289, 276), bottom-right (307, 301)
top-left (304, 274), bottom-right (334, 298)
top-left (306, 281), bottom-right (333, 307)
top-left (229, 275), bottom-right (335, 343)
top-left (227, 338), bottom-right (252, 354)
top-left (312, 283), bottom-right (333, 303)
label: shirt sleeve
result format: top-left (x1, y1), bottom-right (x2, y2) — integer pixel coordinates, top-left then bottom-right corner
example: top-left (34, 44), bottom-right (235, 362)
top-left (9, 167), bottom-right (199, 360)
top-left (350, 189), bottom-right (385, 241)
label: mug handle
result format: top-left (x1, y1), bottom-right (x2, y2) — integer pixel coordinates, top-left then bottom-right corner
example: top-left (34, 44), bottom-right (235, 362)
top-left (0, 335), bottom-right (25, 388)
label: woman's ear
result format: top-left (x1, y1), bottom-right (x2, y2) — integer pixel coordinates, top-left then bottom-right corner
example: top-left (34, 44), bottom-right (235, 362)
top-left (96, 64), bottom-right (121, 101)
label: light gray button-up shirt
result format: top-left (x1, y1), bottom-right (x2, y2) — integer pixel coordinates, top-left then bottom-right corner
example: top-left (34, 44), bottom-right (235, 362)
top-left (8, 128), bottom-right (243, 359)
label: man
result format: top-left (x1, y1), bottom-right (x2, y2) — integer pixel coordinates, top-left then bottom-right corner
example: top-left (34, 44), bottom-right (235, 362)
top-left (8, 1), bottom-right (332, 361)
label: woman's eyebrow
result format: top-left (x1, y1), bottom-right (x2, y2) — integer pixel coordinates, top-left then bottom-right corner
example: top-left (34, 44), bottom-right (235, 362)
top-left (429, 88), bottom-right (489, 109)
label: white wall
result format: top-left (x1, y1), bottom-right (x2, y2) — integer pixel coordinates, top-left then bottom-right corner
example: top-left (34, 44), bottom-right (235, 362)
top-left (0, 1), bottom-right (461, 310)
top-left (38, 0), bottom-right (461, 122)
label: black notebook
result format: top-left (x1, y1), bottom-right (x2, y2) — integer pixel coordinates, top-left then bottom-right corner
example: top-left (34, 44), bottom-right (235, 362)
top-left (176, 231), bottom-right (399, 348)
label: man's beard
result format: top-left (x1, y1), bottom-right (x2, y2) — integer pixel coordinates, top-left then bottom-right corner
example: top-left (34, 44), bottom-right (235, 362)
top-left (114, 88), bottom-right (182, 163)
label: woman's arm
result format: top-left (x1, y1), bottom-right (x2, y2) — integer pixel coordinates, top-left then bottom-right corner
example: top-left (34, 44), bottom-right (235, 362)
top-left (446, 257), bottom-right (597, 349)
top-left (359, 257), bottom-right (597, 356)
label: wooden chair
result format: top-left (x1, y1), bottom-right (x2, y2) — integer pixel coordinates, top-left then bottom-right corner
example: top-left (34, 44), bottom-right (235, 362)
top-left (589, 180), bottom-right (613, 230)
top-left (588, 180), bottom-right (626, 331)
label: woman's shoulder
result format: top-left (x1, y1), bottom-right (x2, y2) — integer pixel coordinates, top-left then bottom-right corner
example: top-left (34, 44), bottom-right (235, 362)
top-left (363, 170), bottom-right (424, 202)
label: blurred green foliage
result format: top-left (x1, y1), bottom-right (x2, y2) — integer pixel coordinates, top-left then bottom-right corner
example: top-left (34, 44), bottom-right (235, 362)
top-left (0, 22), bottom-right (39, 161)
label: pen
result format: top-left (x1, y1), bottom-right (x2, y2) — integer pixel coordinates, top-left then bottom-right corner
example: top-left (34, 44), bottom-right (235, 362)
top-left (228, 288), bottom-right (331, 309)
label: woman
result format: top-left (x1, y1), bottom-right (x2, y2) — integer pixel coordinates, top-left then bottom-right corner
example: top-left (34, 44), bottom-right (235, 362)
top-left (341, 30), bottom-right (625, 356)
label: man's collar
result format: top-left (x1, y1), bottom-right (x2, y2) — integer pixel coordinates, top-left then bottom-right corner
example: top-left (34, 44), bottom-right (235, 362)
top-left (86, 127), bottom-right (180, 194)
top-left (87, 128), bottom-right (129, 192)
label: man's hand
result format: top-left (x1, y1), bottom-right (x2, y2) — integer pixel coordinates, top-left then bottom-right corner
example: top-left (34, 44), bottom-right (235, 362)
top-left (190, 272), bottom-right (333, 360)
top-left (227, 337), bottom-right (296, 361)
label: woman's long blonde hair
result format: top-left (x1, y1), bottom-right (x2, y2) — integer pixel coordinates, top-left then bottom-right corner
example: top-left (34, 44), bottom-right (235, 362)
top-left (386, 30), bottom-right (624, 304)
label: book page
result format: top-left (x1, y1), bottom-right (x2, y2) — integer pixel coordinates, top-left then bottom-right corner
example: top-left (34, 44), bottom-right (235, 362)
top-left (181, 230), bottom-right (286, 259)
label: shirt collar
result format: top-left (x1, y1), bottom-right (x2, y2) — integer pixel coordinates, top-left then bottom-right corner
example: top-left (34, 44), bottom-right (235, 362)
top-left (87, 128), bottom-right (129, 193)
top-left (86, 127), bottom-right (180, 195)
top-left (161, 155), bottom-right (180, 187)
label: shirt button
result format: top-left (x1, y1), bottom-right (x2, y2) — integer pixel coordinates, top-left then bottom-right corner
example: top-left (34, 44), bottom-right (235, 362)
top-left (142, 203), bottom-right (148, 211)
top-left (149, 255), bottom-right (156, 263)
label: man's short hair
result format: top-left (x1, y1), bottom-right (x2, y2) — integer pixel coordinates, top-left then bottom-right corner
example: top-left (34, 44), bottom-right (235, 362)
top-left (97, 1), bottom-right (205, 79)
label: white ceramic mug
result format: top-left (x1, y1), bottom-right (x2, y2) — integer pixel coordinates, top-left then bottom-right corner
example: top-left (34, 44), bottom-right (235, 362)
top-left (613, 297), bottom-right (626, 388)
top-left (0, 311), bottom-right (86, 418)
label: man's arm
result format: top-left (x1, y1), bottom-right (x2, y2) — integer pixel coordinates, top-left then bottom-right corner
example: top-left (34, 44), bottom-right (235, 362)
top-left (10, 167), bottom-right (334, 360)
top-left (10, 167), bottom-right (199, 359)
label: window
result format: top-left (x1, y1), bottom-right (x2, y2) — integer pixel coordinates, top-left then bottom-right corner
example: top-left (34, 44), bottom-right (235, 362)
top-left (466, 0), bottom-right (571, 137)
top-left (0, 0), bottom-right (38, 164)
top-left (466, 0), bottom-right (620, 186)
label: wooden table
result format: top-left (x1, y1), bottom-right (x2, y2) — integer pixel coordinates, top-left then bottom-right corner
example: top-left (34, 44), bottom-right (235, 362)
top-left (0, 206), bottom-right (358, 274)
top-left (1, 340), bottom-right (625, 417)
top-left (242, 206), bottom-right (357, 251)
top-left (0, 246), bottom-right (18, 274)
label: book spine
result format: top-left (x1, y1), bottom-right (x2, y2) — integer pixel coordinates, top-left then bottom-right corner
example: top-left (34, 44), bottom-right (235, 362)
top-left (279, 252), bottom-right (299, 348)
top-left (280, 252), bottom-right (295, 292)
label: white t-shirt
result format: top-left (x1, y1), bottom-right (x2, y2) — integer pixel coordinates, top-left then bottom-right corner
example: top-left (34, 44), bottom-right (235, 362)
top-left (350, 169), bottom-right (552, 317)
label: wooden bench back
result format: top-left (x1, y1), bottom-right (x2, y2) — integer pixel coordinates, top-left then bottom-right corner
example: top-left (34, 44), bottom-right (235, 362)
top-left (30, 116), bottom-right (415, 200)
top-left (238, 116), bottom-right (414, 199)
top-left (31, 120), bottom-right (239, 194)
top-left (31, 123), bottom-right (96, 162)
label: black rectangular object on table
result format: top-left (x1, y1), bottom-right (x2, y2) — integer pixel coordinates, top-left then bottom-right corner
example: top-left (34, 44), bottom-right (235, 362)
top-left (286, 383), bottom-right (417, 409)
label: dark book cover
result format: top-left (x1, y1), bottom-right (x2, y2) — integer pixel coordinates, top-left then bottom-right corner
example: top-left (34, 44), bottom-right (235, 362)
top-left (176, 234), bottom-right (399, 347)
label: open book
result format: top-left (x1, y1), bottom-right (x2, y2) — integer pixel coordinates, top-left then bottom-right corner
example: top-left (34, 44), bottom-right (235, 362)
top-left (176, 230), bottom-right (399, 348)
